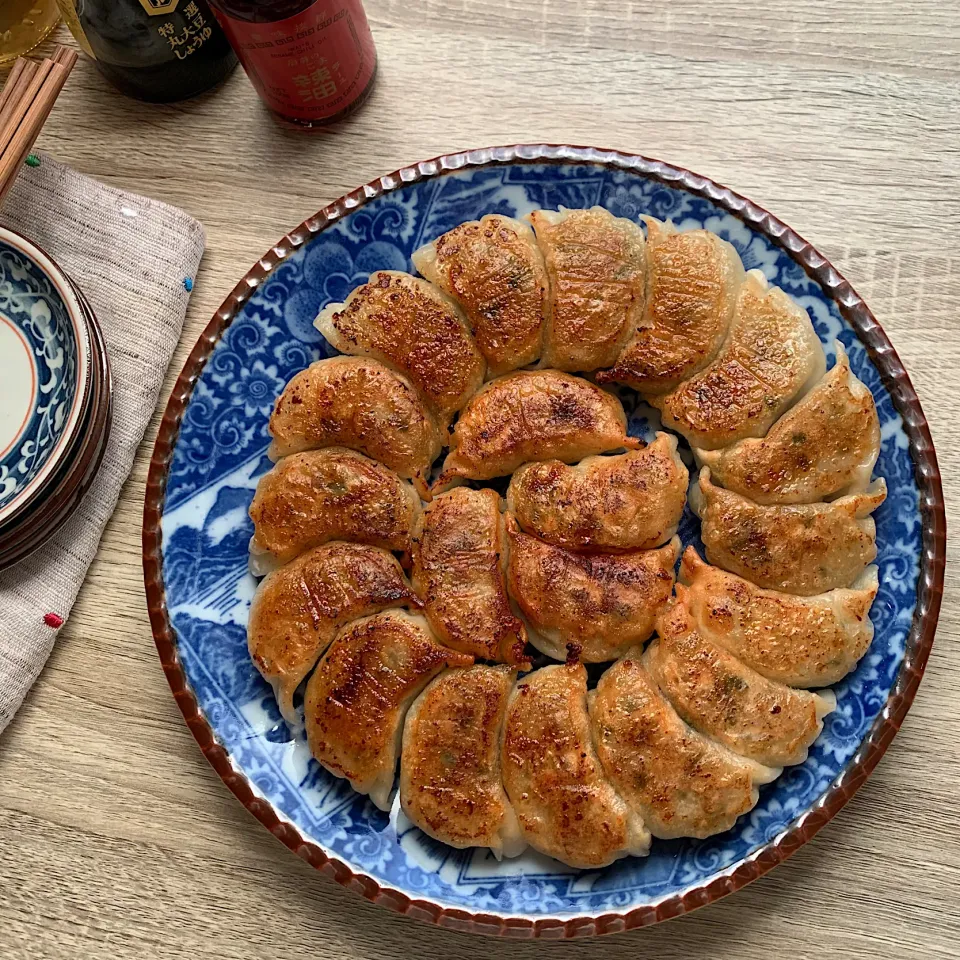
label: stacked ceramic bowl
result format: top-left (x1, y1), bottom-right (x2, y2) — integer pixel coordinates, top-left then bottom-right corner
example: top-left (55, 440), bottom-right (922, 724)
top-left (0, 226), bottom-right (112, 570)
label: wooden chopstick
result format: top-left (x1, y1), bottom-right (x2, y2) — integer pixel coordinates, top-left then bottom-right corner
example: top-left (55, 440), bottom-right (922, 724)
top-left (52, 46), bottom-right (79, 71)
top-left (0, 59), bottom-right (39, 133)
top-left (0, 46), bottom-right (78, 203)
top-left (0, 59), bottom-right (54, 160)
top-left (0, 63), bottom-right (68, 200)
top-left (0, 59), bottom-right (32, 115)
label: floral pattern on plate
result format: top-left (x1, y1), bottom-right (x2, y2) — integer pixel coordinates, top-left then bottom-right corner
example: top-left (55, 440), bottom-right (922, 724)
top-left (0, 234), bottom-right (85, 522)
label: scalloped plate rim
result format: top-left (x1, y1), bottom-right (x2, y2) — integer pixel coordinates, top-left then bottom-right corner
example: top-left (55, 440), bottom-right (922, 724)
top-left (141, 144), bottom-right (945, 938)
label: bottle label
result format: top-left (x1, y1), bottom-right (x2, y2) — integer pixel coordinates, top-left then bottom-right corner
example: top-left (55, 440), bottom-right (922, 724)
top-left (138, 0), bottom-right (181, 13)
top-left (213, 1), bottom-right (376, 122)
top-left (155, 2), bottom-right (215, 60)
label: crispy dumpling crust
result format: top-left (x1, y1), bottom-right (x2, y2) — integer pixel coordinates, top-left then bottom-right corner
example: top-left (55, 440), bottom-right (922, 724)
top-left (248, 448), bottom-right (422, 575)
top-left (413, 215), bottom-right (546, 377)
top-left (249, 542), bottom-right (421, 725)
top-left (501, 661), bottom-right (650, 868)
top-left (527, 207), bottom-right (645, 372)
top-left (693, 467), bottom-right (886, 595)
top-left (435, 370), bottom-right (639, 488)
top-left (401, 664), bottom-right (525, 858)
top-left (695, 341), bottom-right (880, 503)
top-left (679, 547), bottom-right (878, 688)
top-left (645, 597), bottom-right (835, 767)
top-left (506, 520), bottom-right (679, 663)
top-left (597, 217), bottom-right (744, 392)
top-left (591, 651), bottom-right (778, 839)
top-left (242, 209), bottom-right (891, 867)
top-left (650, 271), bottom-right (826, 449)
top-left (314, 271), bottom-right (485, 424)
top-left (412, 488), bottom-right (529, 665)
top-left (506, 432), bottom-right (688, 552)
top-left (268, 356), bottom-right (445, 498)
top-left (304, 610), bottom-right (472, 810)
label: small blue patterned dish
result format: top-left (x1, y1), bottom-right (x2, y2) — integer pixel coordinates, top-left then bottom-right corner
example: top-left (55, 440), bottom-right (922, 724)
top-left (143, 146), bottom-right (945, 938)
top-left (0, 226), bottom-right (92, 528)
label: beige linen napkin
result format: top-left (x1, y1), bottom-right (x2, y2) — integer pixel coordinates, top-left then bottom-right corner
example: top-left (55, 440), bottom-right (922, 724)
top-left (0, 154), bottom-right (204, 733)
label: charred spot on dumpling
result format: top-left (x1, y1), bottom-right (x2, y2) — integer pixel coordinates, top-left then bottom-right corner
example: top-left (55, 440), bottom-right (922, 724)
top-left (506, 434), bottom-right (686, 553)
top-left (248, 448), bottom-right (422, 574)
top-left (411, 487), bottom-right (529, 665)
top-left (506, 522), bottom-right (679, 663)
top-left (527, 207), bottom-right (646, 373)
top-left (697, 469), bottom-right (885, 595)
top-left (314, 271), bottom-right (485, 424)
top-left (598, 219), bottom-right (744, 392)
top-left (501, 662), bottom-right (650, 866)
top-left (695, 341), bottom-right (881, 504)
top-left (412, 215), bottom-right (546, 377)
top-left (305, 609), bottom-right (472, 807)
top-left (645, 595), bottom-right (833, 768)
top-left (435, 371), bottom-right (638, 488)
top-left (650, 273), bottom-right (826, 450)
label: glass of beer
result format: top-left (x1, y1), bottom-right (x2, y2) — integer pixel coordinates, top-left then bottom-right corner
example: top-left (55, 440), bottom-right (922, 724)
top-left (0, 0), bottom-right (60, 64)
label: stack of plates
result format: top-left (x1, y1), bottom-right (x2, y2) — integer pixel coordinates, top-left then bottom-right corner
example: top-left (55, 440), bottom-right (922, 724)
top-left (0, 226), bottom-right (112, 570)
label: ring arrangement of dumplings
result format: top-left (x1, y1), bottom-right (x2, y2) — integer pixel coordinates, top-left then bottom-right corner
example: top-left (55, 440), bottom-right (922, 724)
top-left (247, 208), bottom-right (885, 870)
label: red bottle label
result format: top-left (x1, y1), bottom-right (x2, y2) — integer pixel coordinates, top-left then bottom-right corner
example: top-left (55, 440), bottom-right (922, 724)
top-left (214, 1), bottom-right (376, 121)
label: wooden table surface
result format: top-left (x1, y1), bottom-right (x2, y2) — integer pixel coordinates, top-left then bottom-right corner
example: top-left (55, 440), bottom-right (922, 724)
top-left (2, 4), bottom-right (958, 957)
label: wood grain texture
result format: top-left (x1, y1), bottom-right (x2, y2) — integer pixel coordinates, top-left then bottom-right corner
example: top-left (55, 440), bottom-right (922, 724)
top-left (1, 3), bottom-right (959, 956)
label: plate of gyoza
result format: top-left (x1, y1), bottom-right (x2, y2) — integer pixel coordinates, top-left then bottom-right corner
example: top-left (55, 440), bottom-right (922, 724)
top-left (143, 146), bottom-right (944, 937)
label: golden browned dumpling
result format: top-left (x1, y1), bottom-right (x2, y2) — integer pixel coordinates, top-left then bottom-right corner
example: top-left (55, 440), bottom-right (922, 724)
top-left (679, 547), bottom-right (878, 687)
top-left (693, 468), bottom-right (886, 595)
top-left (400, 664), bottom-right (525, 858)
top-left (314, 271), bottom-right (485, 424)
top-left (248, 448), bottom-right (422, 575)
top-left (506, 432), bottom-right (688, 552)
top-left (506, 519), bottom-right (679, 662)
top-left (268, 357), bottom-right (445, 498)
top-left (412, 215), bottom-right (546, 377)
top-left (248, 542), bottom-right (421, 725)
top-left (597, 217), bottom-right (744, 392)
top-left (695, 341), bottom-right (880, 503)
top-left (650, 272), bottom-right (826, 449)
top-left (411, 488), bottom-right (528, 665)
top-left (590, 652), bottom-right (779, 839)
top-left (644, 598), bottom-right (835, 767)
top-left (526, 207), bottom-right (645, 372)
top-left (435, 370), bottom-right (639, 488)
top-left (304, 610), bottom-right (471, 810)
top-left (501, 661), bottom-right (650, 868)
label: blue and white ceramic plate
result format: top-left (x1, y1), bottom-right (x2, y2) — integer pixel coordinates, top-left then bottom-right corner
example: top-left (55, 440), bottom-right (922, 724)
top-left (0, 226), bottom-right (92, 527)
top-left (143, 146), bottom-right (944, 938)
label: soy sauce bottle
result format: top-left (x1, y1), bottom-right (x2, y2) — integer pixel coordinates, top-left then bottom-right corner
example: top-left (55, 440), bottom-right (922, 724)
top-left (57, 0), bottom-right (238, 102)
top-left (206, 0), bottom-right (377, 129)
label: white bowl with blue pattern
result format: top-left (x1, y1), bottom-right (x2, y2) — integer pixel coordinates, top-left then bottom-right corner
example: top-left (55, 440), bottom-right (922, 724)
top-left (0, 226), bottom-right (92, 529)
top-left (143, 146), bottom-right (944, 937)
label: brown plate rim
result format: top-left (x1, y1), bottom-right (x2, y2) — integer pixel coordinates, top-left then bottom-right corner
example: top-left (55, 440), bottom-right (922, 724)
top-left (141, 144), bottom-right (946, 938)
